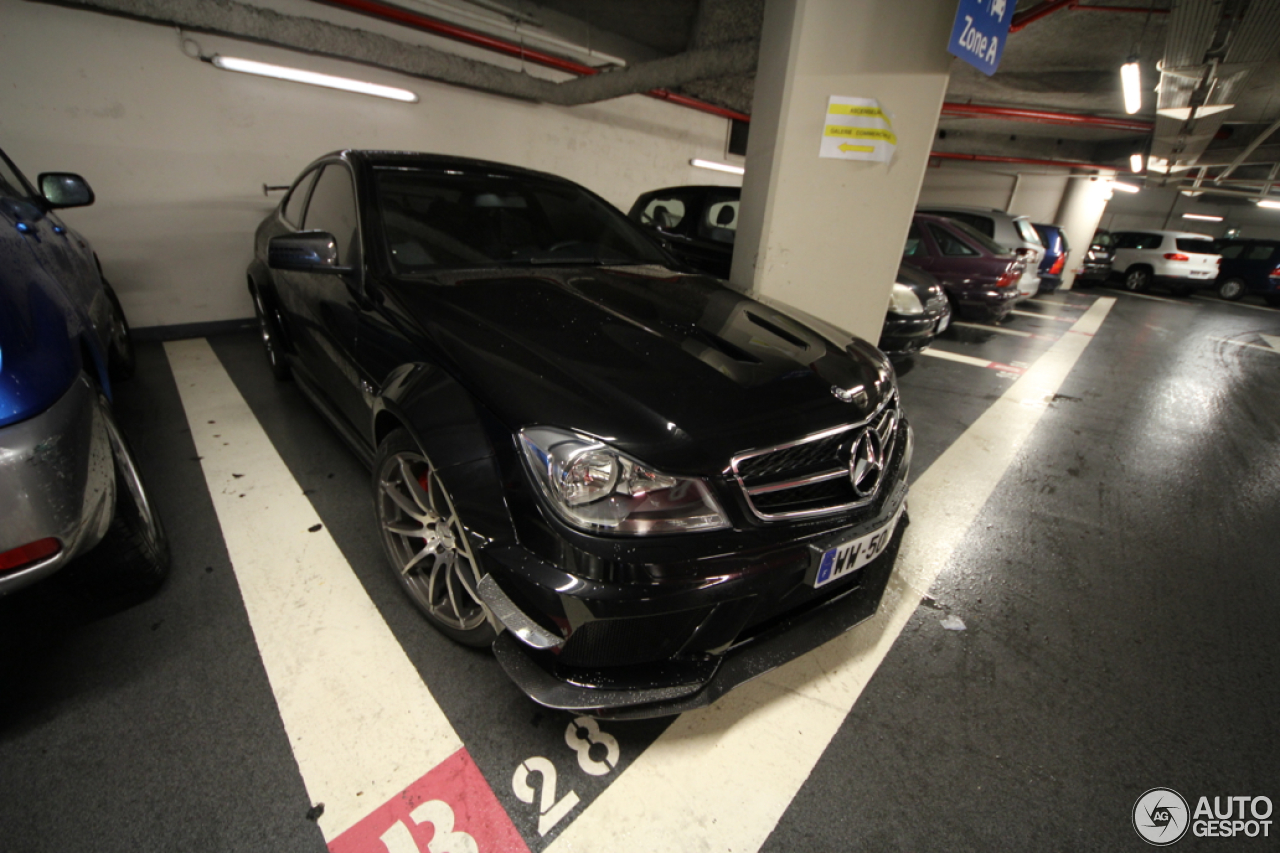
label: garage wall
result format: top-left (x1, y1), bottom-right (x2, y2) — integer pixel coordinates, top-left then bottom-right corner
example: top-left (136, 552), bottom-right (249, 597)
top-left (1101, 185), bottom-right (1280, 239)
top-left (917, 161), bottom-right (1072, 224)
top-left (0, 0), bottom-right (738, 329)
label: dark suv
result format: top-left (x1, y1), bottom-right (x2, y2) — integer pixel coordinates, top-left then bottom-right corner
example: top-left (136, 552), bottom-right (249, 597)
top-left (1215, 239), bottom-right (1280, 305)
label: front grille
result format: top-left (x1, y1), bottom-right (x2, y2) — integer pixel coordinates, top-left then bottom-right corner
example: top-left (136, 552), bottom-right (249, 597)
top-left (732, 394), bottom-right (899, 521)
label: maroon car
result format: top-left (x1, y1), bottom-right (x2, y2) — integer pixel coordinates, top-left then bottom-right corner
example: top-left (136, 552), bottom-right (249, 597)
top-left (904, 213), bottom-right (1025, 322)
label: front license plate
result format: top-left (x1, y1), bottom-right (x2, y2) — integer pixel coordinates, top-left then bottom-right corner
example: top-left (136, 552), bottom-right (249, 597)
top-left (812, 503), bottom-right (905, 588)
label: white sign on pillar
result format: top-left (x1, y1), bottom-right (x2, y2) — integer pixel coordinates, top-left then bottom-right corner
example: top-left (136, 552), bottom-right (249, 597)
top-left (819, 96), bottom-right (897, 163)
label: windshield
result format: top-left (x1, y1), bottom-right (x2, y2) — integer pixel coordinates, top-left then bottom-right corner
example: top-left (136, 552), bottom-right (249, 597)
top-left (373, 166), bottom-right (668, 273)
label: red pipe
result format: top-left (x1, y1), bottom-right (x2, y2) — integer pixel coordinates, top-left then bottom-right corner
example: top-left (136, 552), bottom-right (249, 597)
top-left (941, 102), bottom-right (1153, 133)
top-left (317, 0), bottom-right (751, 122)
top-left (1009, 0), bottom-right (1077, 33)
top-left (929, 151), bottom-right (1117, 170)
top-left (1011, 0), bottom-right (1169, 31)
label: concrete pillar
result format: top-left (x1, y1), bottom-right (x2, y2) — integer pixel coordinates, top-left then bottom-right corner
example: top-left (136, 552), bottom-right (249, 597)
top-left (1053, 173), bottom-right (1113, 290)
top-left (730, 0), bottom-right (955, 343)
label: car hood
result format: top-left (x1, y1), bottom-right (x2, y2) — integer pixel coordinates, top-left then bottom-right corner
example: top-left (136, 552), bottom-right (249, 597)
top-left (0, 224), bottom-right (83, 428)
top-left (381, 266), bottom-right (894, 472)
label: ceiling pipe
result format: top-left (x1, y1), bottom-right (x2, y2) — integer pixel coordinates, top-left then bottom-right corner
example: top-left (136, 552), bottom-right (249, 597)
top-left (929, 151), bottom-right (1117, 170)
top-left (1010, 0), bottom-right (1169, 33)
top-left (940, 102), bottom-right (1153, 133)
top-left (317, 0), bottom-right (752, 121)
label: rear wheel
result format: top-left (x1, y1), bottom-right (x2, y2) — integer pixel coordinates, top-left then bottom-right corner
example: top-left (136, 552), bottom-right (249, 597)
top-left (80, 400), bottom-right (170, 595)
top-left (1217, 278), bottom-right (1246, 301)
top-left (1123, 267), bottom-right (1151, 292)
top-left (374, 430), bottom-right (494, 647)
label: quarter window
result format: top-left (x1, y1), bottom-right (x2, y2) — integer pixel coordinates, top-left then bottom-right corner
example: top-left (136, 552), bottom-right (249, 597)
top-left (1245, 243), bottom-right (1279, 261)
top-left (303, 165), bottom-right (360, 266)
top-left (283, 168), bottom-right (319, 227)
top-left (640, 196), bottom-right (687, 230)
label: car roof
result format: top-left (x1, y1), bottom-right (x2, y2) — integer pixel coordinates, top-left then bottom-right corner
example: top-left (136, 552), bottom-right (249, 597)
top-left (918, 204), bottom-right (1030, 220)
top-left (316, 149), bottom-right (577, 185)
top-left (1116, 229), bottom-right (1214, 239)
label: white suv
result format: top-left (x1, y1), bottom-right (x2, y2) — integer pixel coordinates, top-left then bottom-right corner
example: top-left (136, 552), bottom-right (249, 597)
top-left (1109, 230), bottom-right (1220, 295)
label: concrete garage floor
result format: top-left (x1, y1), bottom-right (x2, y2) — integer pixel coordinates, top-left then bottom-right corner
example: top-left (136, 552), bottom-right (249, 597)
top-left (1, 288), bottom-right (1277, 851)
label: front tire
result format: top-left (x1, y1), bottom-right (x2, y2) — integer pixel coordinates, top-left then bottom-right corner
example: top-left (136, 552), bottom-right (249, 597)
top-left (374, 429), bottom-right (495, 647)
top-left (1217, 278), bottom-right (1246, 301)
top-left (1124, 267), bottom-right (1151, 292)
top-left (252, 285), bottom-right (291, 381)
top-left (103, 280), bottom-right (136, 381)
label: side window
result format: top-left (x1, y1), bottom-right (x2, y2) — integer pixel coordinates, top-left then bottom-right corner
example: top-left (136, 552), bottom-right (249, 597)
top-left (641, 196), bottom-right (687, 230)
top-left (928, 224), bottom-right (978, 257)
top-left (304, 165), bottom-right (360, 266)
top-left (904, 223), bottom-right (927, 258)
top-left (1218, 243), bottom-right (1244, 259)
top-left (282, 168), bottom-right (319, 227)
top-left (1133, 233), bottom-right (1163, 250)
top-left (1245, 243), bottom-right (1277, 261)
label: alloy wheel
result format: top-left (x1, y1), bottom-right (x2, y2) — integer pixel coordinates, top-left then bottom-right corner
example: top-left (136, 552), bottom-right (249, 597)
top-left (1218, 278), bottom-right (1245, 301)
top-left (1124, 269), bottom-right (1149, 292)
top-left (376, 450), bottom-right (487, 633)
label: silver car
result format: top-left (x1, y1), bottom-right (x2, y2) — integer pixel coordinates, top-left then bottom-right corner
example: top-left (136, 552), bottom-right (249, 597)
top-left (0, 147), bottom-right (168, 597)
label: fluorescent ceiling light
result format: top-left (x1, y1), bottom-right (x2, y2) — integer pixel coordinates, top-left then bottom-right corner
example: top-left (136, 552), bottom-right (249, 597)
top-left (690, 158), bottom-right (745, 176)
top-left (1256, 199), bottom-right (1280, 210)
top-left (1130, 153), bottom-right (1144, 174)
top-left (1181, 213), bottom-right (1223, 222)
top-left (1111, 181), bottom-right (1141, 193)
top-left (1121, 61), bottom-right (1142, 115)
top-left (210, 55), bottom-right (418, 103)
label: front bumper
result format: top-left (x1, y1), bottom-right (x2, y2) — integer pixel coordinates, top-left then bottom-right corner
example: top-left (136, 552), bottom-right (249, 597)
top-left (0, 374), bottom-right (115, 594)
top-left (481, 422), bottom-right (913, 718)
top-left (879, 303), bottom-right (951, 358)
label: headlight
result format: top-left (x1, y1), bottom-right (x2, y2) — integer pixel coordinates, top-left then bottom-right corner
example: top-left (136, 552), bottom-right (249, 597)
top-left (888, 282), bottom-right (925, 315)
top-left (519, 427), bottom-right (730, 535)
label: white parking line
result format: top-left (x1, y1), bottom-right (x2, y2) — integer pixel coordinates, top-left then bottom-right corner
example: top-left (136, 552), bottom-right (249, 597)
top-left (547, 297), bottom-right (1118, 853)
top-left (1192, 293), bottom-right (1279, 312)
top-left (164, 340), bottom-right (476, 843)
top-left (1009, 309), bottom-right (1074, 322)
top-left (953, 321), bottom-right (1035, 338)
top-left (1111, 290), bottom-right (1191, 305)
top-left (1027, 298), bottom-right (1085, 310)
top-left (921, 348), bottom-right (1025, 374)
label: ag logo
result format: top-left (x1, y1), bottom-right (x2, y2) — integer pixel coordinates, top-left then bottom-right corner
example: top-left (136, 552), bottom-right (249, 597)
top-left (1133, 788), bottom-right (1190, 846)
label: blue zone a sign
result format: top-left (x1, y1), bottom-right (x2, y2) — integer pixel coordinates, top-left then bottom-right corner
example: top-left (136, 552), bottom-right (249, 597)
top-left (947, 0), bottom-right (1012, 77)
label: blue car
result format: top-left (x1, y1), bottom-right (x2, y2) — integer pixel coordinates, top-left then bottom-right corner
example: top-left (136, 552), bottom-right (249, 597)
top-left (1031, 223), bottom-right (1069, 293)
top-left (1214, 239), bottom-right (1280, 306)
top-left (0, 147), bottom-right (167, 596)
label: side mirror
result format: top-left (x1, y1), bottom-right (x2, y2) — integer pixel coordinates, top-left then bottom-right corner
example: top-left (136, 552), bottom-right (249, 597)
top-left (38, 173), bottom-right (94, 209)
top-left (268, 231), bottom-right (353, 274)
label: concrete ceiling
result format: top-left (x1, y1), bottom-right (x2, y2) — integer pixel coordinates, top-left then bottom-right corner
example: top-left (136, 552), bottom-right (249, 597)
top-left (39, 0), bottom-right (1280, 199)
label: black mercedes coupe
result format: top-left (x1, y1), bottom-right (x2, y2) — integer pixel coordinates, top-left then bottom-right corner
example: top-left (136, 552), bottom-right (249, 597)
top-left (247, 151), bottom-right (912, 718)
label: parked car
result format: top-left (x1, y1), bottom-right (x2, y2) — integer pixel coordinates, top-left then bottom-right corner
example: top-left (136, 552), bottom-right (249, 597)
top-left (1214, 238), bottom-right (1280, 305)
top-left (915, 204), bottom-right (1043, 299)
top-left (1074, 229), bottom-right (1115, 286)
top-left (629, 185), bottom-right (950, 358)
top-left (1031, 223), bottom-right (1070, 293)
top-left (248, 151), bottom-right (912, 719)
top-left (903, 213), bottom-right (1025, 322)
top-left (1107, 230), bottom-right (1219, 295)
top-left (0, 147), bottom-right (168, 597)
top-left (880, 262), bottom-right (952, 357)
